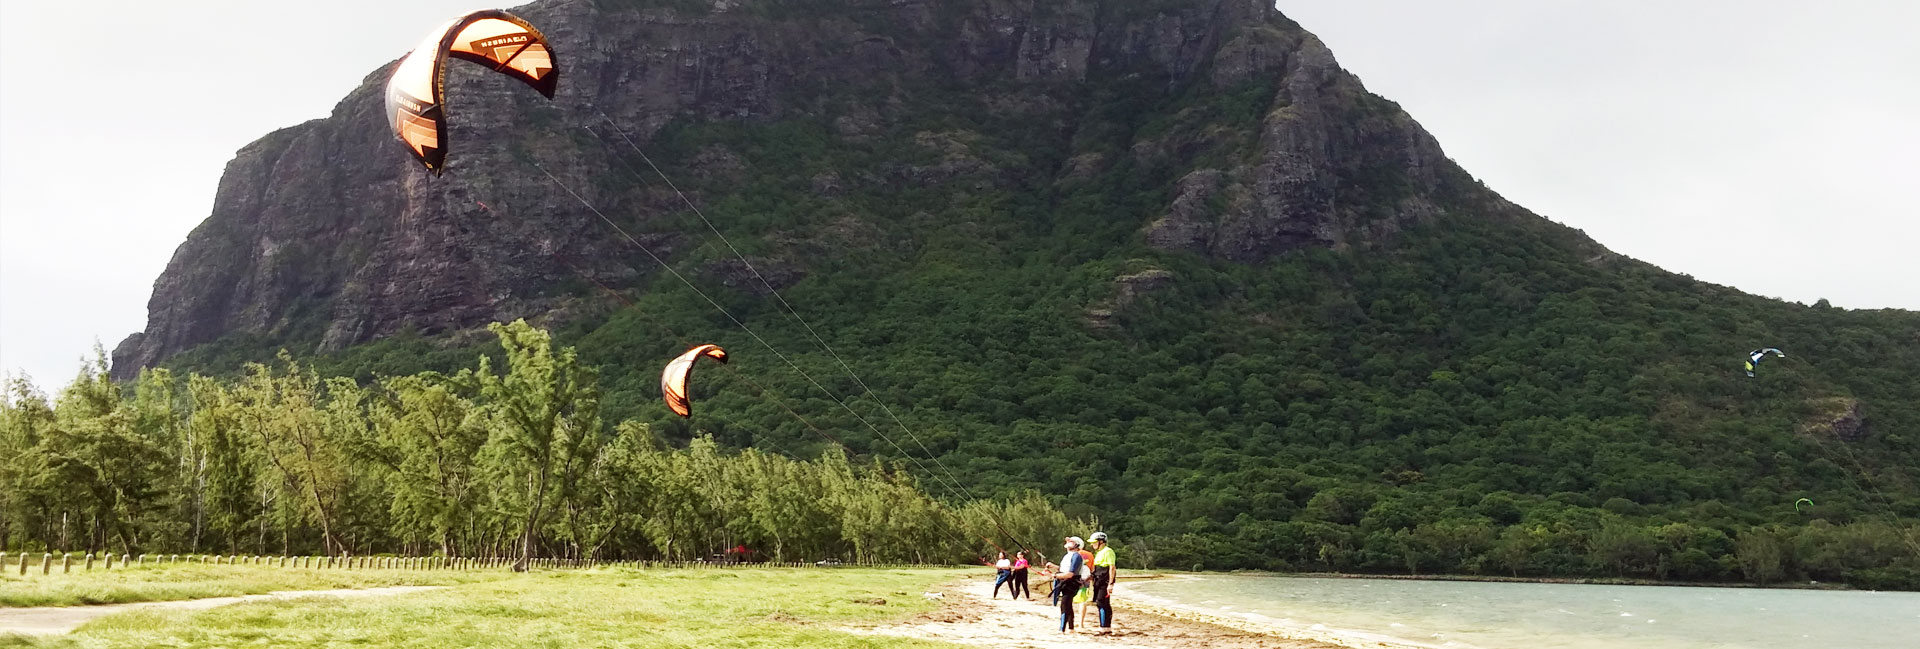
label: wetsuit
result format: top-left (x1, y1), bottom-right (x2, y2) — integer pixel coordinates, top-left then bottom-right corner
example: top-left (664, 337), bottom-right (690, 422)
top-left (1056, 550), bottom-right (1085, 631)
top-left (1091, 545), bottom-right (1116, 628)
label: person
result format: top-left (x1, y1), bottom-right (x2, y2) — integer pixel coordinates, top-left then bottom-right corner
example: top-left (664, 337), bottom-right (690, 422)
top-left (1010, 551), bottom-right (1032, 600)
top-left (1089, 531), bottom-right (1118, 633)
top-left (991, 551), bottom-right (1013, 598)
top-left (1053, 536), bottom-right (1088, 633)
top-left (1074, 541), bottom-right (1096, 628)
top-left (1047, 558), bottom-right (1063, 606)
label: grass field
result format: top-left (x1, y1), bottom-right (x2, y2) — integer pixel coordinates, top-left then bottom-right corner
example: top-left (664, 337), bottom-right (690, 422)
top-left (6, 566), bottom-right (967, 648)
top-left (0, 564), bottom-right (508, 608)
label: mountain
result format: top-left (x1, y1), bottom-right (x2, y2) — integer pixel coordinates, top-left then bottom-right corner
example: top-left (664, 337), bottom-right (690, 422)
top-left (113, 0), bottom-right (1919, 585)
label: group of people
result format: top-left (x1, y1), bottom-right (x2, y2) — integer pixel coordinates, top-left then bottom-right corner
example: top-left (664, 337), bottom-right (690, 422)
top-left (988, 532), bottom-right (1118, 634)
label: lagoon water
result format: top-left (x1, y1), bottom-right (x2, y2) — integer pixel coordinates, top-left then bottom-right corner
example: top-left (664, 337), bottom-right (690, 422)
top-left (1128, 574), bottom-right (1920, 649)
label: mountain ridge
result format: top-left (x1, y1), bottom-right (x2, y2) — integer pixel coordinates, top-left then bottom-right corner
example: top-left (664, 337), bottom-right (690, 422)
top-left (112, 0), bottom-right (1585, 376)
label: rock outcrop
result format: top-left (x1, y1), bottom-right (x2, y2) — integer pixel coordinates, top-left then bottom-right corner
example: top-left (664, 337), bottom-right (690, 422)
top-left (113, 0), bottom-right (1496, 378)
top-left (1143, 35), bottom-right (1454, 260)
top-left (1804, 397), bottom-right (1870, 442)
top-left (1086, 267), bottom-right (1176, 330)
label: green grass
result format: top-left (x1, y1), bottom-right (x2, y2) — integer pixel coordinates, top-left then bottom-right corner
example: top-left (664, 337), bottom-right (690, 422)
top-left (14, 567), bottom-right (965, 648)
top-left (0, 564), bottom-right (507, 608)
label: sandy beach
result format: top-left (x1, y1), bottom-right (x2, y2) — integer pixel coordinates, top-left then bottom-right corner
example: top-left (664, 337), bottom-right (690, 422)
top-left (851, 575), bottom-right (1422, 649)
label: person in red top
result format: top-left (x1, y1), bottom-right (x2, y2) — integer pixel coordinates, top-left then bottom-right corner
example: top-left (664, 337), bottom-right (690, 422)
top-left (1010, 551), bottom-right (1032, 600)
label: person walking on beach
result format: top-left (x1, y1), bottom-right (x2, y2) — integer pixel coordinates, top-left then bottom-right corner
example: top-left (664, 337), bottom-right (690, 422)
top-left (1089, 531), bottom-right (1118, 633)
top-left (992, 551), bottom-right (1014, 598)
top-left (1010, 551), bottom-right (1032, 600)
top-left (1053, 536), bottom-right (1089, 632)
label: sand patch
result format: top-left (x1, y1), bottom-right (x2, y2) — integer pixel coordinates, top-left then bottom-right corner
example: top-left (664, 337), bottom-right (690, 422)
top-left (848, 577), bottom-right (1344, 649)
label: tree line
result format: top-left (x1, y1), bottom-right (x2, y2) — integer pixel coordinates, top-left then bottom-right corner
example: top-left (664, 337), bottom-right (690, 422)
top-left (0, 321), bottom-right (1084, 570)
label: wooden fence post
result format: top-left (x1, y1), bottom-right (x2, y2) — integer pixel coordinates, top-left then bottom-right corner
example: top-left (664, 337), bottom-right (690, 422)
top-left (105, 553), bottom-right (115, 570)
top-left (42, 553), bottom-right (52, 574)
top-left (84, 553), bottom-right (95, 571)
top-left (16, 552), bottom-right (25, 575)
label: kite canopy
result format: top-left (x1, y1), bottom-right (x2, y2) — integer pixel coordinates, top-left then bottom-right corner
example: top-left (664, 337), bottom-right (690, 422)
top-left (1745, 347), bottom-right (1786, 378)
top-left (662, 344), bottom-right (728, 418)
top-left (384, 10), bottom-right (559, 173)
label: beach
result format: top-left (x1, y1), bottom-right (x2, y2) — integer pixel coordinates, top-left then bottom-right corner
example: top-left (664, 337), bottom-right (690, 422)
top-left (853, 574), bottom-right (1428, 649)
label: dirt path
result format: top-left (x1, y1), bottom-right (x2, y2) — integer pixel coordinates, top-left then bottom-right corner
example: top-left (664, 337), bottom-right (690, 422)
top-left (0, 586), bottom-right (444, 637)
top-left (848, 578), bottom-right (1348, 649)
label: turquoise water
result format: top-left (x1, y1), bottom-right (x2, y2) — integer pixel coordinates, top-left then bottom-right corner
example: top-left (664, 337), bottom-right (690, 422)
top-left (1127, 575), bottom-right (1920, 649)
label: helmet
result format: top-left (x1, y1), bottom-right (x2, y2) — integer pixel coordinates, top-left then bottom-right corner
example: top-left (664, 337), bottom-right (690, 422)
top-left (1066, 536), bottom-right (1084, 548)
top-left (1090, 531), bottom-right (1108, 542)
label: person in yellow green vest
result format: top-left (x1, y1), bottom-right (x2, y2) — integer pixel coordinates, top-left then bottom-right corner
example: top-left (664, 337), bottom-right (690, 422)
top-left (1089, 531), bottom-right (1117, 633)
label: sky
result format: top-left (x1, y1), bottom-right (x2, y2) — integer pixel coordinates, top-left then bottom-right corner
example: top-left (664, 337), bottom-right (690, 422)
top-left (2, 1), bottom-right (1917, 393)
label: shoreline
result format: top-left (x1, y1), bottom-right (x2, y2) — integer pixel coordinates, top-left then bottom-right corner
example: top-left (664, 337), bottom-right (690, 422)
top-left (1159, 570), bottom-right (1853, 591)
top-left (1119, 575), bottom-right (1442, 649)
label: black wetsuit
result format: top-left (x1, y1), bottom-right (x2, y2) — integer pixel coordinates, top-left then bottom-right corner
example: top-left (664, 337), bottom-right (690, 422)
top-left (1056, 577), bottom-right (1081, 630)
top-left (1091, 565), bottom-right (1113, 627)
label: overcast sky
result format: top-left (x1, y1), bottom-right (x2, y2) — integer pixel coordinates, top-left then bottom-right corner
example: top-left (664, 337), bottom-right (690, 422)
top-left (2, 1), bottom-right (1916, 393)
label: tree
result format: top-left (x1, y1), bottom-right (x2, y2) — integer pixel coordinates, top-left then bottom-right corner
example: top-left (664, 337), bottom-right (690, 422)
top-left (234, 354), bottom-right (352, 555)
top-left (40, 353), bottom-right (178, 555)
top-left (474, 320), bottom-right (602, 571)
top-left (1735, 529), bottom-right (1788, 585)
top-left (0, 376), bottom-right (56, 551)
top-left (367, 373), bottom-right (487, 556)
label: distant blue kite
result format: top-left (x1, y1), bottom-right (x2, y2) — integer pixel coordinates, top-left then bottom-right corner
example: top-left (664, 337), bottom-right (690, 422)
top-left (1745, 348), bottom-right (1785, 378)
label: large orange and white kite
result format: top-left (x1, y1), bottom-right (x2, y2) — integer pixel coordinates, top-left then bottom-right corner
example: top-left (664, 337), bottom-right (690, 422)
top-left (384, 10), bottom-right (559, 173)
top-left (662, 344), bottom-right (728, 418)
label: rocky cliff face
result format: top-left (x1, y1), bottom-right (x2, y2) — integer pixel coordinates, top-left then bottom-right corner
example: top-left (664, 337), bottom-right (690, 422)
top-left (114, 0), bottom-right (1497, 378)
